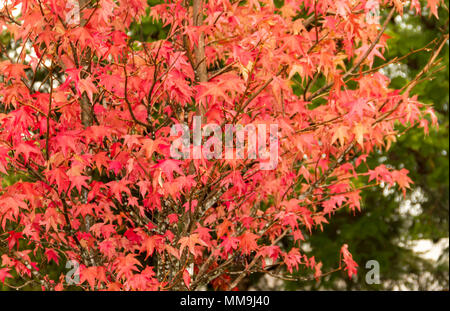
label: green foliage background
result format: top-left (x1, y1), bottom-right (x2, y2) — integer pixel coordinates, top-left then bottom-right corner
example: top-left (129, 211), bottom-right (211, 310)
top-left (282, 2), bottom-right (449, 290)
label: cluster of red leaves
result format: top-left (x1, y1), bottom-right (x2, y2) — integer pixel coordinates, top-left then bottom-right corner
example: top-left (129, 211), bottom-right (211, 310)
top-left (0, 0), bottom-right (441, 290)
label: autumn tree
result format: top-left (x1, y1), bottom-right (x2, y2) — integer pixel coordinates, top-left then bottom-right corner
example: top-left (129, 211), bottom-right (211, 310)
top-left (0, 0), bottom-right (446, 290)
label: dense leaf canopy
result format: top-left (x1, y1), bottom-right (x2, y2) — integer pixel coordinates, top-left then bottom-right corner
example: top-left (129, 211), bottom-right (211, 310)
top-left (0, 0), bottom-right (447, 290)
